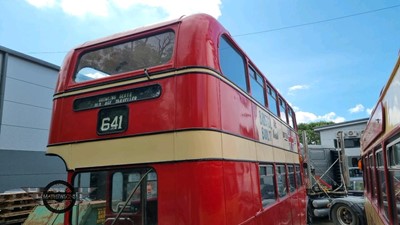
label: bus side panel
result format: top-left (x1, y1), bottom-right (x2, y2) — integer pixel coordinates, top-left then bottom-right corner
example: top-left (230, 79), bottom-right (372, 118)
top-left (290, 188), bottom-right (307, 225)
top-left (48, 78), bottom-right (177, 144)
top-left (158, 161), bottom-right (226, 225)
top-left (298, 187), bottom-right (307, 225)
top-left (223, 161), bottom-right (258, 225)
top-left (154, 163), bottom-right (178, 225)
top-left (256, 189), bottom-right (307, 225)
top-left (220, 81), bottom-right (255, 140)
top-left (276, 200), bottom-right (293, 225)
top-left (174, 73), bottom-right (221, 130)
top-left (364, 198), bottom-right (386, 225)
top-left (258, 203), bottom-right (279, 225)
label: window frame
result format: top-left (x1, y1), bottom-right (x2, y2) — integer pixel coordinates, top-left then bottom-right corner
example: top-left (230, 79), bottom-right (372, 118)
top-left (276, 164), bottom-right (288, 198)
top-left (288, 108), bottom-right (295, 129)
top-left (369, 153), bottom-right (378, 201)
top-left (248, 65), bottom-right (266, 106)
top-left (287, 164), bottom-right (296, 193)
top-left (267, 85), bottom-right (278, 116)
top-left (363, 156), bottom-right (370, 193)
top-left (218, 35), bottom-right (248, 92)
top-left (295, 164), bottom-right (302, 188)
top-left (278, 97), bottom-right (288, 123)
top-left (386, 137), bottom-right (400, 224)
top-left (71, 167), bottom-right (158, 225)
top-left (259, 164), bottom-right (277, 207)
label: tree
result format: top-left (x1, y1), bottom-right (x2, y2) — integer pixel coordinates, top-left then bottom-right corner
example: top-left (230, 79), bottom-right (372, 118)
top-left (298, 121), bottom-right (334, 145)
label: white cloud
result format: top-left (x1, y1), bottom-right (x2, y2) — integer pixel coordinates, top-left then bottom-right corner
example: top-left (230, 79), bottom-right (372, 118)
top-left (26, 0), bottom-right (55, 8)
top-left (295, 111), bottom-right (345, 124)
top-left (288, 84), bottom-right (309, 95)
top-left (348, 104), bottom-right (365, 114)
top-left (25, 0), bottom-right (222, 19)
top-left (60, 0), bottom-right (109, 17)
top-left (288, 85), bottom-right (309, 92)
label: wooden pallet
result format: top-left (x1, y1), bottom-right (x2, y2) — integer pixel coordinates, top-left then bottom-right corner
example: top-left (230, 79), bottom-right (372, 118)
top-left (0, 192), bottom-right (40, 225)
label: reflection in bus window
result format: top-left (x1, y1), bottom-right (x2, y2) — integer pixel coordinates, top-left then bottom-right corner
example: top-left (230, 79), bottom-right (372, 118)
top-left (74, 171), bottom-right (107, 201)
top-left (277, 165), bottom-right (287, 197)
top-left (72, 171), bottom-right (107, 225)
top-left (111, 169), bottom-right (158, 225)
top-left (259, 164), bottom-right (276, 207)
top-left (267, 86), bottom-right (278, 116)
top-left (388, 142), bottom-right (400, 167)
top-left (388, 142), bottom-right (400, 222)
top-left (369, 154), bottom-right (378, 199)
top-left (288, 109), bottom-right (295, 128)
top-left (75, 31), bottom-right (175, 82)
top-left (363, 157), bottom-right (369, 192)
top-left (279, 98), bottom-right (287, 122)
top-left (249, 66), bottom-right (265, 105)
top-left (288, 165), bottom-right (296, 192)
top-left (219, 36), bottom-right (246, 92)
top-left (389, 169), bottom-right (400, 222)
top-left (376, 150), bottom-right (389, 219)
top-left (295, 165), bottom-right (302, 188)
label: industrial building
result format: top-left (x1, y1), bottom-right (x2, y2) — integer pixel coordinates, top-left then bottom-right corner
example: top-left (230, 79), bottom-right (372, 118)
top-left (314, 118), bottom-right (369, 167)
top-left (0, 45), bottom-right (65, 192)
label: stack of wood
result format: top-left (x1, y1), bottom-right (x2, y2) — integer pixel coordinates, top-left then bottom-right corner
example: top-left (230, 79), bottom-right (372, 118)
top-left (0, 191), bottom-right (40, 225)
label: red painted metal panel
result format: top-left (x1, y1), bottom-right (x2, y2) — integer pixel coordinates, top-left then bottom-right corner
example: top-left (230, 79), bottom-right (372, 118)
top-left (170, 161), bottom-right (226, 225)
top-left (63, 161), bottom-right (306, 225)
top-left (220, 81), bottom-right (255, 139)
top-left (223, 161), bottom-right (258, 225)
top-left (175, 14), bottom-right (224, 70)
top-left (174, 74), bottom-right (221, 130)
top-left (49, 78), bottom-right (176, 144)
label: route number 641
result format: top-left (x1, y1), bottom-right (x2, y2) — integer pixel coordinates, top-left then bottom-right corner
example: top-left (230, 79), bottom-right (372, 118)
top-left (97, 106), bottom-right (128, 135)
top-left (100, 115), bottom-right (123, 131)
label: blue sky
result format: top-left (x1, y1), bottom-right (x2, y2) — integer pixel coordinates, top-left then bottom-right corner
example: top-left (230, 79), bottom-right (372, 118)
top-left (0, 0), bottom-right (399, 124)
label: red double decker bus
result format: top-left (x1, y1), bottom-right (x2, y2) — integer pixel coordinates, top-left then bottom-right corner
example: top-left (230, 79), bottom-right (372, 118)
top-left (361, 55), bottom-right (400, 225)
top-left (47, 13), bottom-right (307, 225)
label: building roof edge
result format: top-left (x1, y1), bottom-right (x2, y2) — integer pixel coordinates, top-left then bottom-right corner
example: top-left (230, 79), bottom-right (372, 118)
top-left (0, 45), bottom-right (60, 70)
top-left (314, 118), bottom-right (369, 132)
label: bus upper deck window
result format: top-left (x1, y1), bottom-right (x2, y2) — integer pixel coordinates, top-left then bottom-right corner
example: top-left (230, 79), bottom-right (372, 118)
top-left (74, 31), bottom-right (175, 82)
top-left (267, 86), bottom-right (278, 116)
top-left (219, 36), bottom-right (247, 92)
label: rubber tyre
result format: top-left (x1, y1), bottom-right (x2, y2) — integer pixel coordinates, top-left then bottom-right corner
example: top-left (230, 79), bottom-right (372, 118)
top-left (331, 203), bottom-right (359, 225)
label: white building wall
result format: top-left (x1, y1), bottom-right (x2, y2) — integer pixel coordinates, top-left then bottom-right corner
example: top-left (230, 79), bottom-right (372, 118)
top-left (0, 55), bottom-right (56, 151)
top-left (0, 47), bottom-right (66, 192)
top-left (319, 123), bottom-right (366, 147)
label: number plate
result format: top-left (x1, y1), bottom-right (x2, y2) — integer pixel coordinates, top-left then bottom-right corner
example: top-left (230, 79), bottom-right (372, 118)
top-left (97, 106), bottom-right (128, 135)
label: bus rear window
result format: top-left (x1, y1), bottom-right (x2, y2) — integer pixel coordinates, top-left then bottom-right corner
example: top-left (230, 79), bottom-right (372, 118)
top-left (75, 31), bottom-right (175, 82)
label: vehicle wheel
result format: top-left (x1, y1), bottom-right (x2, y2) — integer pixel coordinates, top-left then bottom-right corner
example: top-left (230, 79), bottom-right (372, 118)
top-left (331, 203), bottom-right (359, 225)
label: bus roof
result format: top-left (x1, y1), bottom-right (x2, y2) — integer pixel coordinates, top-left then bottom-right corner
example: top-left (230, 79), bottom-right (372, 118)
top-left (74, 14), bottom-right (224, 50)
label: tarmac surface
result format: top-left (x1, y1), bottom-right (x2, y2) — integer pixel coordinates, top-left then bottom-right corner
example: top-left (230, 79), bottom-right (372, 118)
top-left (312, 217), bottom-right (334, 225)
